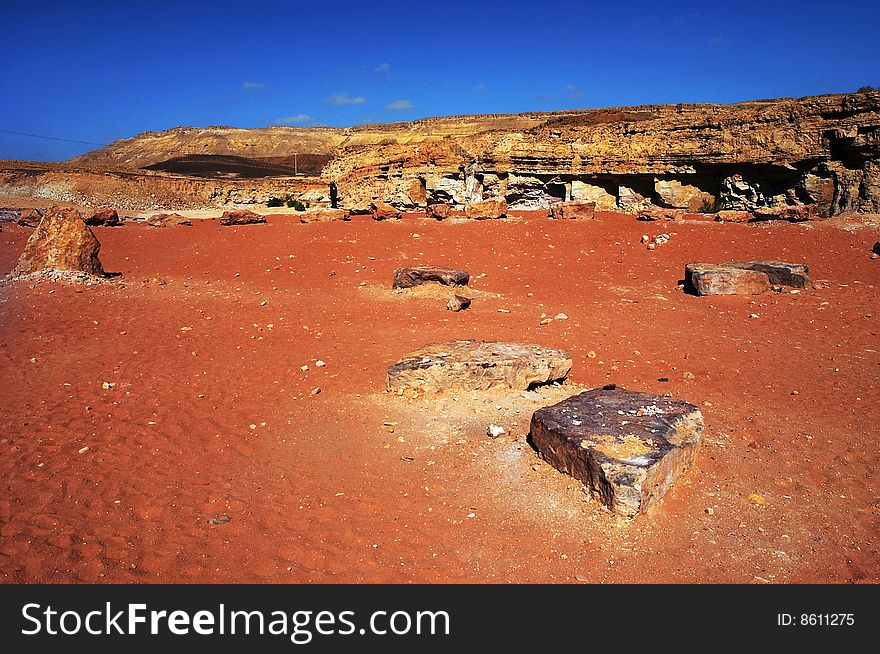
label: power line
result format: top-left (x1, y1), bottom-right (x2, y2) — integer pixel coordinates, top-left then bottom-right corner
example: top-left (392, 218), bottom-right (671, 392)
top-left (0, 129), bottom-right (108, 147)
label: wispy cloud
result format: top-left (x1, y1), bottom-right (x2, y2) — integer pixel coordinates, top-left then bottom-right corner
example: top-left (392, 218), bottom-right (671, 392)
top-left (373, 62), bottom-right (390, 73)
top-left (709, 36), bottom-right (733, 46)
top-left (242, 81), bottom-right (266, 91)
top-left (565, 84), bottom-right (585, 98)
top-left (473, 83), bottom-right (487, 92)
top-left (326, 93), bottom-right (366, 105)
top-left (386, 99), bottom-right (412, 110)
top-left (274, 114), bottom-right (312, 125)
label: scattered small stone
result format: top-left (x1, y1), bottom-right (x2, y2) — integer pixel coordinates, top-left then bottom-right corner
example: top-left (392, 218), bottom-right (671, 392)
top-left (641, 234), bottom-right (650, 243)
top-left (78, 446), bottom-right (90, 454)
top-left (315, 360), bottom-right (326, 367)
top-left (249, 424), bottom-right (257, 430)
top-left (300, 365), bottom-right (309, 372)
top-left (539, 317), bottom-right (553, 325)
top-left (791, 390), bottom-right (799, 395)
top-left (260, 300), bottom-right (268, 306)
top-left (658, 377), bottom-right (669, 382)
top-left (497, 308), bottom-right (510, 313)
top-left (554, 313), bottom-right (568, 320)
top-left (646, 243), bottom-right (656, 251)
top-left (746, 493), bottom-right (768, 506)
top-left (487, 424), bottom-right (506, 438)
top-left (705, 507), bottom-right (714, 515)
top-left (587, 350), bottom-right (597, 358)
top-left (209, 514), bottom-right (232, 525)
top-left (446, 295), bottom-right (471, 312)
top-left (310, 387), bottom-right (321, 395)
top-left (682, 371), bottom-right (696, 381)
top-left (102, 382), bottom-right (115, 390)
top-left (749, 313), bottom-right (760, 319)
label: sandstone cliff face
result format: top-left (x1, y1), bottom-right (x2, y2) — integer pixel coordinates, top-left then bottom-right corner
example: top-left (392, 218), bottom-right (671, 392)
top-left (9, 92), bottom-right (880, 214)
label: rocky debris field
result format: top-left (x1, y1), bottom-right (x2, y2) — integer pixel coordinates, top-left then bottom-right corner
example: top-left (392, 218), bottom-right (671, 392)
top-left (0, 207), bottom-right (878, 584)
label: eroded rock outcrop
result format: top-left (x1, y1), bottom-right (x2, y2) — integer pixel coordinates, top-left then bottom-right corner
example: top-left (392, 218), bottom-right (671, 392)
top-left (10, 206), bottom-right (104, 277)
top-left (530, 388), bottom-right (703, 518)
top-left (386, 340), bottom-right (572, 393)
top-left (464, 198), bottom-right (507, 220)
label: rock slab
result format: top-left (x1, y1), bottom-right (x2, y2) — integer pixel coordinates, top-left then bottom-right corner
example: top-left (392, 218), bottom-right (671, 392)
top-left (685, 263), bottom-right (770, 296)
top-left (549, 200), bottom-right (596, 220)
top-left (386, 340), bottom-right (572, 393)
top-left (724, 260), bottom-right (811, 288)
top-left (392, 266), bottom-right (469, 289)
top-left (300, 208), bottom-right (350, 223)
top-left (464, 198), bottom-right (507, 220)
top-left (16, 208), bottom-right (43, 227)
top-left (11, 206), bottom-right (104, 276)
top-left (220, 210), bottom-right (266, 225)
top-left (530, 388), bottom-right (703, 518)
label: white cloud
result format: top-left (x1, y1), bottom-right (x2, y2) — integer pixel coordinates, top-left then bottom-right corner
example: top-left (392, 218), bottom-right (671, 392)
top-left (373, 62), bottom-right (390, 73)
top-left (565, 84), bottom-right (584, 98)
top-left (274, 114), bottom-right (312, 125)
top-left (386, 99), bottom-right (413, 110)
top-left (326, 93), bottom-right (366, 105)
top-left (243, 81), bottom-right (266, 90)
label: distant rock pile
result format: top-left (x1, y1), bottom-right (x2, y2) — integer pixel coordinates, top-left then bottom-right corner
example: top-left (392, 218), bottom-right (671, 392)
top-left (10, 206), bottom-right (104, 277)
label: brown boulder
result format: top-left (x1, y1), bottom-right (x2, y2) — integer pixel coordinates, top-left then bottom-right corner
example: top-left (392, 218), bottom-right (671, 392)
top-left (386, 340), bottom-right (572, 393)
top-left (219, 210), bottom-right (266, 226)
top-left (370, 200), bottom-right (402, 221)
top-left (530, 387), bottom-right (703, 518)
top-left (464, 198), bottom-right (507, 220)
top-left (84, 208), bottom-right (120, 226)
top-left (392, 266), bottom-right (470, 289)
top-left (426, 203), bottom-right (452, 220)
top-left (11, 206), bottom-right (104, 276)
top-left (684, 263), bottom-right (769, 296)
top-left (16, 208), bottom-right (43, 227)
top-left (300, 208), bottom-right (351, 224)
top-left (548, 201), bottom-right (596, 220)
top-left (147, 213), bottom-right (192, 227)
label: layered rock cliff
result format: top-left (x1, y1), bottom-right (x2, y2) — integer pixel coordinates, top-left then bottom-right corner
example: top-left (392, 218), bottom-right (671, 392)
top-left (12, 92), bottom-right (880, 214)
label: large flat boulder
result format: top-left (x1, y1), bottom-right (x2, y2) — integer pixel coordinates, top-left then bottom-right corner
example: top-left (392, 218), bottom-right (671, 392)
top-left (464, 198), bottom-right (507, 220)
top-left (636, 206), bottom-right (684, 221)
top-left (370, 200), bottom-right (402, 221)
top-left (724, 260), bottom-right (811, 288)
top-left (147, 213), bottom-right (192, 227)
top-left (386, 340), bottom-right (572, 393)
top-left (392, 266), bottom-right (469, 289)
top-left (220, 210), bottom-right (266, 226)
top-left (300, 208), bottom-right (350, 223)
top-left (11, 206), bottom-right (104, 276)
top-left (684, 263), bottom-right (769, 296)
top-left (530, 388), bottom-right (703, 518)
top-left (549, 201), bottom-right (596, 220)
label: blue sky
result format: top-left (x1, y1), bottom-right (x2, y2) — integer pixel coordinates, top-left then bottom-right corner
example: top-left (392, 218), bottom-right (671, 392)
top-left (1, 0), bottom-right (878, 161)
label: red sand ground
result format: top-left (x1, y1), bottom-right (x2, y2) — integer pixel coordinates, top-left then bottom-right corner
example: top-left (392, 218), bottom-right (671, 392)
top-left (0, 210), bottom-right (877, 583)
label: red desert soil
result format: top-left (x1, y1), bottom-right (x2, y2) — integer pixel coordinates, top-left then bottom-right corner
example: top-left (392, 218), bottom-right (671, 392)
top-left (0, 210), bottom-right (877, 583)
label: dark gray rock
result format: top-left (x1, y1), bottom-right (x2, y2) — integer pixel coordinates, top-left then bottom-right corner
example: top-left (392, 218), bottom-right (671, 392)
top-left (530, 388), bottom-right (703, 518)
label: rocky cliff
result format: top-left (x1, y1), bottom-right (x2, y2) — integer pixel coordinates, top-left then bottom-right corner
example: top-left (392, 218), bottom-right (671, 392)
top-left (19, 92), bottom-right (880, 214)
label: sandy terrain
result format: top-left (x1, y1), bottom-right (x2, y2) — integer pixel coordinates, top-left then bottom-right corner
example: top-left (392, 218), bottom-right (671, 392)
top-left (0, 209), bottom-right (877, 583)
